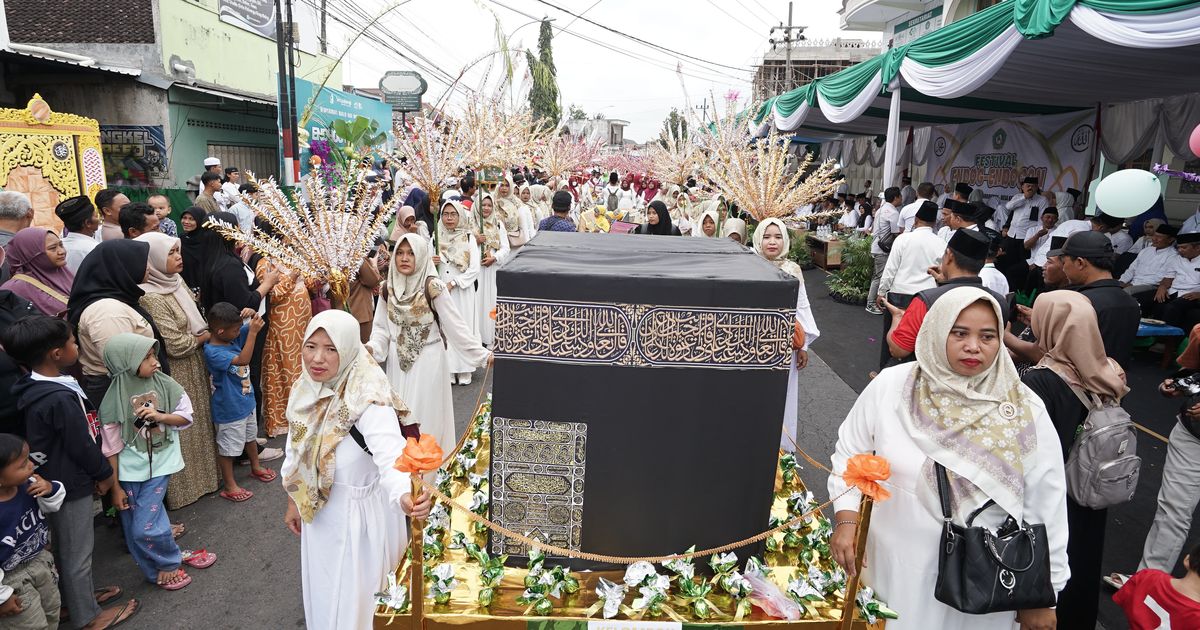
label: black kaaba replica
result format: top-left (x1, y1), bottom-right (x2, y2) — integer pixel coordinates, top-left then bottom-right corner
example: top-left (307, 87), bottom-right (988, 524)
top-left (490, 232), bottom-right (798, 569)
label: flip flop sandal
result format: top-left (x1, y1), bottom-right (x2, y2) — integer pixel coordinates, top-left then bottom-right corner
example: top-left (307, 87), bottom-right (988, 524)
top-left (158, 570), bottom-right (192, 591)
top-left (95, 585), bottom-right (123, 606)
top-left (1103, 573), bottom-right (1130, 589)
top-left (100, 598), bottom-right (141, 629)
top-left (219, 489), bottom-right (254, 502)
top-left (181, 549), bottom-right (217, 569)
top-left (171, 523), bottom-right (186, 540)
top-left (250, 468), bottom-right (277, 483)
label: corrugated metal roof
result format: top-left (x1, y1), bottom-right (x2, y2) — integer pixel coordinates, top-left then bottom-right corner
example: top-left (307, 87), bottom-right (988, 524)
top-left (0, 49), bottom-right (141, 76)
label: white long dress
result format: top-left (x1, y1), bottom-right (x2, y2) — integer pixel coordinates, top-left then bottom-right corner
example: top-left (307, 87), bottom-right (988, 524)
top-left (827, 363), bottom-right (1070, 630)
top-left (437, 246), bottom-right (482, 375)
top-left (479, 235), bottom-right (511, 346)
top-left (515, 204), bottom-right (537, 243)
top-left (292, 405), bottom-right (410, 630)
top-left (782, 278), bottom-right (820, 450)
top-left (367, 293), bottom-right (490, 454)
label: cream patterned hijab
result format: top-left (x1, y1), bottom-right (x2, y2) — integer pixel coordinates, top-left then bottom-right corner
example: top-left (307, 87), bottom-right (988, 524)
top-left (495, 175), bottom-right (521, 231)
top-left (753, 218), bottom-right (803, 280)
top-left (283, 309), bottom-right (412, 523)
top-left (386, 233), bottom-right (442, 371)
top-left (437, 200), bottom-right (473, 272)
top-left (479, 194), bottom-right (505, 253)
top-left (905, 287), bottom-right (1037, 521)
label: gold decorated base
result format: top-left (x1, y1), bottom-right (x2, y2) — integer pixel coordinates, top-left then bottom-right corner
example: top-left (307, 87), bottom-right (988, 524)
top-left (376, 402), bottom-right (884, 629)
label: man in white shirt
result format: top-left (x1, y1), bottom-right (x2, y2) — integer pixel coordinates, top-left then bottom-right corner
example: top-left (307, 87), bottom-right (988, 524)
top-left (899, 176), bottom-right (916, 206)
top-left (227, 182), bottom-right (258, 234)
top-left (54, 196), bottom-right (100, 275)
top-left (897, 182), bottom-right (936, 232)
top-left (219, 167), bottom-right (242, 210)
top-left (1122, 223), bottom-right (1178, 314)
top-left (997, 176), bottom-right (1045, 292)
top-left (1098, 214), bottom-right (1134, 255)
top-left (1180, 203), bottom-right (1200, 234)
top-left (875, 200), bottom-right (943, 369)
top-left (866, 187), bottom-right (902, 315)
top-left (980, 235), bottom-right (1010, 296)
top-left (936, 200), bottom-right (981, 242)
top-left (1024, 207), bottom-right (1059, 267)
top-left (1155, 232), bottom-right (1200, 331)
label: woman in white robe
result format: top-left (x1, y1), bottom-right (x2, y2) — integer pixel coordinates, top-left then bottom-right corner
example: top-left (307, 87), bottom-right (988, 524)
top-left (282, 309), bottom-right (432, 630)
top-left (827, 287), bottom-right (1068, 630)
top-left (752, 219), bottom-right (819, 450)
top-left (510, 184), bottom-right (537, 247)
top-left (368, 233), bottom-right (491, 452)
top-left (477, 194), bottom-right (510, 346)
top-left (528, 184), bottom-right (552, 226)
top-left (432, 200), bottom-right (483, 385)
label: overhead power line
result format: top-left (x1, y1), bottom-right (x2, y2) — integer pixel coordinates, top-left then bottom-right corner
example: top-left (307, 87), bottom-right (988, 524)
top-left (703, 0), bottom-right (767, 36)
top-left (522, 0), bottom-right (755, 74)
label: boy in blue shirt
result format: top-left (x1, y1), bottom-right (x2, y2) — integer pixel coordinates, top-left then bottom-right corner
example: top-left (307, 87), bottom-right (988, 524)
top-left (0, 433), bottom-right (65, 628)
top-left (203, 303), bottom-right (275, 503)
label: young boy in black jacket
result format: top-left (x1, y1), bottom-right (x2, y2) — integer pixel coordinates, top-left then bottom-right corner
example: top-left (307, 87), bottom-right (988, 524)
top-left (2, 316), bottom-right (137, 629)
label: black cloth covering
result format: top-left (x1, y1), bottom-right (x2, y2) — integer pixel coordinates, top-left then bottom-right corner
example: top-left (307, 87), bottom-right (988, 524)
top-left (493, 233), bottom-right (796, 569)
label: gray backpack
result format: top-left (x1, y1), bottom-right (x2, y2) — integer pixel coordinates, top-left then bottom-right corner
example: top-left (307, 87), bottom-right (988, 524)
top-left (1065, 386), bottom-right (1140, 509)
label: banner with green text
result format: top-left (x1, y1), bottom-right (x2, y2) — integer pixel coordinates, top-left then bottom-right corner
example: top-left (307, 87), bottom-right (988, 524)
top-left (925, 110), bottom-right (1095, 206)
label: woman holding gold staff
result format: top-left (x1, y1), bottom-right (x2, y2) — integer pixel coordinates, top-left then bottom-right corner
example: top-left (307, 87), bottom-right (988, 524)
top-left (283, 309), bottom-right (432, 630)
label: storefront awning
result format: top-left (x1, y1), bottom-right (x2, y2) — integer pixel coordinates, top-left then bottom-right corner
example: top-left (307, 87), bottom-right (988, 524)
top-left (172, 83), bottom-right (276, 107)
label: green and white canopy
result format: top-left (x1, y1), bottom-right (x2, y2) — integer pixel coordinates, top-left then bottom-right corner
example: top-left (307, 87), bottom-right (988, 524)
top-left (752, 0), bottom-right (1200, 140)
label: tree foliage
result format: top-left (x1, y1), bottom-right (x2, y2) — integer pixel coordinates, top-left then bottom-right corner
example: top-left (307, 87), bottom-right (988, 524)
top-left (526, 20), bottom-right (561, 127)
top-left (659, 108), bottom-right (688, 148)
top-left (567, 104), bottom-right (588, 120)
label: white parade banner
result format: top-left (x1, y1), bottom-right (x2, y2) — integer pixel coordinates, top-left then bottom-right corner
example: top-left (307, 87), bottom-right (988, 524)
top-left (925, 110), bottom-right (1096, 205)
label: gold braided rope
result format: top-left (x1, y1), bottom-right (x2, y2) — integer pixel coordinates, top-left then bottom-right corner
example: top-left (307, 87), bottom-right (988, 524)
top-left (783, 423), bottom-right (834, 475)
top-left (414, 474), bottom-right (853, 565)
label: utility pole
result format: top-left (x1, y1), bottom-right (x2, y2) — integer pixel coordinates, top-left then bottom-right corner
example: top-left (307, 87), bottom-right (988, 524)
top-left (319, 0), bottom-right (327, 53)
top-left (769, 2), bottom-right (806, 94)
top-left (274, 0), bottom-right (292, 185)
top-left (695, 99), bottom-right (710, 125)
top-left (285, 0), bottom-right (300, 182)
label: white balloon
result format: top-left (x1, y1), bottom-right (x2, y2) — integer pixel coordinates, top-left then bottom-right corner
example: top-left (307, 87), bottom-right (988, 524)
top-left (1094, 169), bottom-right (1160, 218)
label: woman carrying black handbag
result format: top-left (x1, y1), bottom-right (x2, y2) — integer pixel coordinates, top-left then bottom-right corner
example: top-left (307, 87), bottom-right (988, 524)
top-left (828, 287), bottom-right (1069, 629)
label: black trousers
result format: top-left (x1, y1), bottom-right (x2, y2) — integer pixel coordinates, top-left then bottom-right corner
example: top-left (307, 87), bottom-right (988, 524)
top-left (1055, 498), bottom-right (1107, 629)
top-left (1158, 296), bottom-right (1200, 332)
top-left (879, 292), bottom-right (914, 370)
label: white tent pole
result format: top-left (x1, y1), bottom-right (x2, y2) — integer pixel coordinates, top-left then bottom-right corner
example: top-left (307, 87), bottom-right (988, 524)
top-left (883, 82), bottom-right (902, 188)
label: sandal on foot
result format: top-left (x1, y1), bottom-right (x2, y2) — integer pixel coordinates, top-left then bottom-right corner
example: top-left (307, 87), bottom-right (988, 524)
top-left (158, 570), bottom-right (191, 591)
top-left (95, 598), bottom-right (141, 629)
top-left (181, 548), bottom-right (216, 569)
top-left (250, 468), bottom-right (277, 482)
top-left (171, 523), bottom-right (186, 540)
top-left (1104, 572), bottom-right (1131, 589)
top-left (219, 488), bottom-right (253, 502)
top-left (95, 585), bottom-right (123, 606)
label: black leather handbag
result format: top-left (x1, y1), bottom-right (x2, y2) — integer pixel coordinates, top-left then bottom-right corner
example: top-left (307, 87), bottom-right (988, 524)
top-left (933, 463), bottom-right (1057, 614)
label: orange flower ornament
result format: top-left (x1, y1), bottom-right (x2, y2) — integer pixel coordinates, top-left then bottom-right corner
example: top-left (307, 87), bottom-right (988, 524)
top-left (843, 454), bottom-right (892, 502)
top-left (395, 434), bottom-right (444, 474)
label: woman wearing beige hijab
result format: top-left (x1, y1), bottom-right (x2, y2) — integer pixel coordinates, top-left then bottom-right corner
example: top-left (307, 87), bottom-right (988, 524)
top-left (1021, 291), bottom-right (1128, 628)
top-left (368, 233), bottom-right (490, 452)
top-left (135, 232), bottom-right (220, 508)
top-left (476, 194), bottom-right (510, 346)
top-left (830, 287), bottom-right (1068, 630)
top-left (283, 309), bottom-right (430, 630)
top-left (434, 200), bottom-right (482, 385)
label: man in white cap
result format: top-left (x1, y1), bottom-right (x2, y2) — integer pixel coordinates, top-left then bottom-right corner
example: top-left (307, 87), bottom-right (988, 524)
top-left (186, 157), bottom-right (222, 200)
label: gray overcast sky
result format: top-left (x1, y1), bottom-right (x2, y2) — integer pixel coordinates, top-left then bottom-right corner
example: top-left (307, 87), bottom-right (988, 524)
top-left (325, 0), bottom-right (880, 142)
